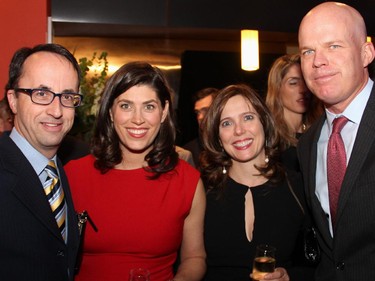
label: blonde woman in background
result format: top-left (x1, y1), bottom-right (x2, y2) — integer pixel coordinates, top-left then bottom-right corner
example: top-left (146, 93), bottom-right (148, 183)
top-left (266, 54), bottom-right (323, 171)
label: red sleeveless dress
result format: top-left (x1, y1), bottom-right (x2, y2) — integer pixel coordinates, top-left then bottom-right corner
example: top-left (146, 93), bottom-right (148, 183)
top-left (65, 155), bottom-right (200, 281)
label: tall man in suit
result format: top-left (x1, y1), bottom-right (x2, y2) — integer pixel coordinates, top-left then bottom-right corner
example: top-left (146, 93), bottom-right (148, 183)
top-left (297, 2), bottom-right (375, 280)
top-left (0, 44), bottom-right (82, 280)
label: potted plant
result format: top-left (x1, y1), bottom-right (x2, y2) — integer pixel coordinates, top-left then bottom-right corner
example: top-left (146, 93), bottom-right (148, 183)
top-left (70, 51), bottom-right (108, 142)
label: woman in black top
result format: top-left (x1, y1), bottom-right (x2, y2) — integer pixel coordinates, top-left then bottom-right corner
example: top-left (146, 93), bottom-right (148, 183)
top-left (200, 84), bottom-right (314, 281)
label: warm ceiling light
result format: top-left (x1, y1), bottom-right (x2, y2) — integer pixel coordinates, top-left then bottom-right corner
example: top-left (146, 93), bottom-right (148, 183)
top-left (367, 36), bottom-right (372, 42)
top-left (241, 30), bottom-right (259, 71)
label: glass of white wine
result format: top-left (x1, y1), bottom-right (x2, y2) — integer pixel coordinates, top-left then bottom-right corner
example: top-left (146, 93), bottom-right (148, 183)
top-left (252, 244), bottom-right (276, 281)
top-left (129, 268), bottom-right (150, 281)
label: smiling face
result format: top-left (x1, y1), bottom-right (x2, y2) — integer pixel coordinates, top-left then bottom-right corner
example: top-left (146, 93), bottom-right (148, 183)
top-left (280, 64), bottom-right (311, 115)
top-left (7, 51), bottom-right (78, 158)
top-left (110, 84), bottom-right (169, 159)
top-left (219, 95), bottom-right (266, 166)
top-left (298, 3), bottom-right (375, 113)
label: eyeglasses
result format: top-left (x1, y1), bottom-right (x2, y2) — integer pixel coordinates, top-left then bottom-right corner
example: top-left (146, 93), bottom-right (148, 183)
top-left (14, 88), bottom-right (83, 108)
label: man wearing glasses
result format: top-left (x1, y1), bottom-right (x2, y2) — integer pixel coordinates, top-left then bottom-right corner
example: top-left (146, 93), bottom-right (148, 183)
top-left (0, 44), bottom-right (81, 281)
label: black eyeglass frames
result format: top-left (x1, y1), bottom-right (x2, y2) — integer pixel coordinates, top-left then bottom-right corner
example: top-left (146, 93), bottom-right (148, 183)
top-left (14, 88), bottom-right (83, 108)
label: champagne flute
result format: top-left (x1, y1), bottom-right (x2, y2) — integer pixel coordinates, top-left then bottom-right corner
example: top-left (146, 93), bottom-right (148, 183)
top-left (129, 268), bottom-right (150, 281)
top-left (252, 244), bottom-right (276, 281)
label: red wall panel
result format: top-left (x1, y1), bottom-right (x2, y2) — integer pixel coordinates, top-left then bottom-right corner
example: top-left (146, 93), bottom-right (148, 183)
top-left (0, 0), bottom-right (48, 98)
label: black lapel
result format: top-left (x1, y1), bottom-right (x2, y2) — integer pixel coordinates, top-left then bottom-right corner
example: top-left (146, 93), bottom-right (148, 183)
top-left (0, 135), bottom-right (65, 241)
top-left (336, 85), bottom-right (375, 223)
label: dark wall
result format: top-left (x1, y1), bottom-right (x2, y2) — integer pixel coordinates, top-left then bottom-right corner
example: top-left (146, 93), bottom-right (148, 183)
top-left (176, 50), bottom-right (280, 145)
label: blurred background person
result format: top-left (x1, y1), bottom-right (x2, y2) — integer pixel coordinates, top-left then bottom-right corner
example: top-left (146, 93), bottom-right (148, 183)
top-left (0, 97), bottom-right (14, 135)
top-left (58, 134), bottom-right (90, 165)
top-left (175, 145), bottom-right (195, 167)
top-left (266, 54), bottom-right (323, 171)
top-left (65, 61), bottom-right (206, 281)
top-left (201, 84), bottom-right (313, 281)
top-left (183, 87), bottom-right (219, 170)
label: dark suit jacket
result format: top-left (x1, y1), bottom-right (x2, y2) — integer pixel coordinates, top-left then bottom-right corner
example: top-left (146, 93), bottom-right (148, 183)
top-left (0, 134), bottom-right (80, 281)
top-left (183, 137), bottom-right (203, 170)
top-left (58, 134), bottom-right (90, 166)
top-left (297, 85), bottom-right (375, 281)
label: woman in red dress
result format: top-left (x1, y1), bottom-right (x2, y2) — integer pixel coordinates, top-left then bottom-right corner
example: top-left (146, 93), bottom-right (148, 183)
top-left (65, 62), bottom-right (206, 281)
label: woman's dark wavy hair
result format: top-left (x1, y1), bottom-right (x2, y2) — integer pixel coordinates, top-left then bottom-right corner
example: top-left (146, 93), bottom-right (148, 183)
top-left (92, 61), bottom-right (178, 178)
top-left (200, 84), bottom-right (285, 196)
top-left (5, 43), bottom-right (81, 91)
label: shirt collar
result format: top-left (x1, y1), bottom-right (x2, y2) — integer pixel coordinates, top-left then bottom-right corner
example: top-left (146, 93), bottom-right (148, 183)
top-left (325, 78), bottom-right (373, 128)
top-left (9, 128), bottom-right (56, 176)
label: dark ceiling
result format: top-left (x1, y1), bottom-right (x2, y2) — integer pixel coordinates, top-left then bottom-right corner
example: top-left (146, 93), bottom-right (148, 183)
top-left (51, 0), bottom-right (375, 145)
top-left (52, 0), bottom-right (375, 36)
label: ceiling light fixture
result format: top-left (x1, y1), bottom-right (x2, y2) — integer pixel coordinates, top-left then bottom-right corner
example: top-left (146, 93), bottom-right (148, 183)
top-left (241, 29), bottom-right (259, 71)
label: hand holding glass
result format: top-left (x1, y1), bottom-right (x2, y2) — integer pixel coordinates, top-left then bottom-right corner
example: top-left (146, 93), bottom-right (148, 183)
top-left (252, 244), bottom-right (276, 281)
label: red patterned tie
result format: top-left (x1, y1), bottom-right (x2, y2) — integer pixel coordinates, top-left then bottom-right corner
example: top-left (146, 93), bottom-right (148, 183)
top-left (327, 116), bottom-right (348, 227)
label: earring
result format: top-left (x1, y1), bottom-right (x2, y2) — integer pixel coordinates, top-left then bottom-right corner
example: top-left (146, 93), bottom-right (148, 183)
top-left (222, 166), bottom-right (227, 174)
top-left (264, 138), bottom-right (269, 164)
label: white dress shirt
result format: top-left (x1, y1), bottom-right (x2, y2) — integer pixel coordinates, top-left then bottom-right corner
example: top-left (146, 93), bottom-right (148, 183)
top-left (315, 79), bottom-right (373, 236)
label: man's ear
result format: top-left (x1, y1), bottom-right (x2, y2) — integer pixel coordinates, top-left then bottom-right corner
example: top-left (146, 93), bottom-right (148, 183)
top-left (7, 90), bottom-right (18, 115)
top-left (362, 42), bottom-right (375, 67)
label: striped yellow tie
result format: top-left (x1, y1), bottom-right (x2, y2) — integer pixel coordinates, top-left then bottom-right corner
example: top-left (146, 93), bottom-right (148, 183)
top-left (43, 160), bottom-right (67, 242)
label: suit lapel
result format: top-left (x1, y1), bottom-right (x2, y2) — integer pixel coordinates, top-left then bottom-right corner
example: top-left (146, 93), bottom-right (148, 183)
top-left (306, 115), bottom-right (334, 247)
top-left (1, 136), bottom-right (66, 242)
top-left (57, 158), bottom-right (79, 246)
top-left (336, 85), bottom-right (375, 224)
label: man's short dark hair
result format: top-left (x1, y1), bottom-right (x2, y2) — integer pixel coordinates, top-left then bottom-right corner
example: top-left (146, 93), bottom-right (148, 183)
top-left (192, 87), bottom-right (219, 104)
top-left (5, 43), bottom-right (81, 92)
